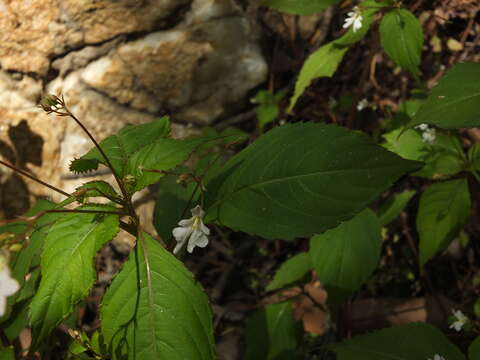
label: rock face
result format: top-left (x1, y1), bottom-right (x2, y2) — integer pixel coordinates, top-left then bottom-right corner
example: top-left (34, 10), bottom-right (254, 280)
top-left (0, 0), bottom-right (267, 220)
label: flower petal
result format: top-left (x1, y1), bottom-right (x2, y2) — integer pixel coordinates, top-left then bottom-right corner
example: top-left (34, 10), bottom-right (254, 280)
top-left (172, 226), bottom-right (192, 243)
top-left (191, 205), bottom-right (205, 218)
top-left (0, 295), bottom-right (6, 317)
top-left (178, 218), bottom-right (195, 227)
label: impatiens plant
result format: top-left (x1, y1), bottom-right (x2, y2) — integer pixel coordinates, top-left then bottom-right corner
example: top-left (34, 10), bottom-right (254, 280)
top-left (0, 1), bottom-right (479, 359)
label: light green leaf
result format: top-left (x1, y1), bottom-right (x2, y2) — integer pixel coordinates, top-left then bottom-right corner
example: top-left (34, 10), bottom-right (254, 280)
top-left (244, 302), bottom-right (299, 360)
top-left (101, 233), bottom-right (215, 360)
top-left (254, 90), bottom-right (285, 130)
top-left (380, 9), bottom-right (423, 76)
top-left (126, 138), bottom-right (201, 192)
top-left (377, 189), bottom-right (416, 226)
top-left (205, 123), bottom-right (420, 240)
top-left (75, 181), bottom-right (121, 202)
top-left (288, 43), bottom-right (347, 112)
top-left (153, 173), bottom-right (198, 244)
top-left (266, 253), bottom-right (311, 291)
top-left (417, 179), bottom-right (471, 265)
top-left (469, 336), bottom-right (480, 360)
top-left (288, 0), bottom-right (391, 111)
top-left (310, 209), bottom-right (381, 304)
top-left (71, 117), bottom-right (171, 176)
top-left (330, 322), bottom-right (465, 360)
top-left (410, 62), bottom-right (480, 129)
top-left (383, 128), bottom-right (465, 179)
top-left (29, 205), bottom-right (120, 348)
top-left (262, 0), bottom-right (340, 15)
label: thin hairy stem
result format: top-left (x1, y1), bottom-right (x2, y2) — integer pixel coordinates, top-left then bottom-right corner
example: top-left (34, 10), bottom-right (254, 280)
top-left (0, 159), bottom-right (70, 198)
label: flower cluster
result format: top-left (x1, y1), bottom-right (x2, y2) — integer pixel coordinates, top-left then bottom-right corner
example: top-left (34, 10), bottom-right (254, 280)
top-left (415, 123), bottom-right (436, 144)
top-left (0, 255), bottom-right (19, 316)
top-left (39, 94), bottom-right (68, 116)
top-left (172, 205), bottom-right (210, 254)
top-left (343, 6), bottom-right (363, 33)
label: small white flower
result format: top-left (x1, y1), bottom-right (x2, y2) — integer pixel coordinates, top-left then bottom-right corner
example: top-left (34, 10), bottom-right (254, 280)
top-left (343, 6), bottom-right (363, 33)
top-left (415, 123), bottom-right (429, 131)
top-left (427, 355), bottom-right (446, 360)
top-left (415, 124), bottom-right (436, 144)
top-left (450, 309), bottom-right (468, 332)
top-left (172, 205), bottom-right (210, 254)
top-left (0, 256), bottom-right (19, 317)
top-left (422, 127), bottom-right (436, 144)
top-left (357, 98), bottom-right (369, 111)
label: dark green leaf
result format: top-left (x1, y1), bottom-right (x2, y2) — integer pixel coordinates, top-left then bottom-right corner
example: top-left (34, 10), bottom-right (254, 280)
top-left (244, 302), bottom-right (299, 360)
top-left (380, 9), bottom-right (423, 76)
top-left (153, 174), bottom-right (198, 244)
top-left (262, 0), bottom-right (339, 15)
top-left (126, 138), bottom-right (201, 192)
top-left (266, 253), bottom-right (311, 291)
top-left (0, 346), bottom-right (14, 360)
top-left (410, 63), bottom-right (480, 129)
top-left (30, 205), bottom-right (120, 348)
top-left (417, 179), bottom-right (471, 265)
top-left (469, 336), bottom-right (480, 360)
top-left (71, 117), bottom-right (171, 176)
top-left (205, 123), bottom-right (420, 240)
top-left (377, 190), bottom-right (416, 226)
top-left (101, 233), bottom-right (215, 360)
top-left (330, 322), bottom-right (465, 360)
top-left (310, 209), bottom-right (381, 304)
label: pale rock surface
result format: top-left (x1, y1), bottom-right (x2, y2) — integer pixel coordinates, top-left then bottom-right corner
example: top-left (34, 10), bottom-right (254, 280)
top-left (0, 0), bottom-right (267, 237)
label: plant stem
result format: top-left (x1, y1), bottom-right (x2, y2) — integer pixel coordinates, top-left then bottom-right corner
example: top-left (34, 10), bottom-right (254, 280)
top-left (66, 110), bottom-right (131, 206)
top-left (0, 159), bottom-right (70, 198)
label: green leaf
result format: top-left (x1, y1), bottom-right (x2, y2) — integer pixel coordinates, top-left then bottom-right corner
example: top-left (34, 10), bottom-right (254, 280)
top-left (205, 123), bottom-right (420, 240)
top-left (468, 142), bottom-right (480, 172)
top-left (288, 43), bottom-right (347, 112)
top-left (262, 0), bottom-right (340, 15)
top-left (244, 302), bottom-right (299, 360)
top-left (126, 138), bottom-right (201, 192)
top-left (409, 63), bottom-right (480, 129)
top-left (153, 174), bottom-right (198, 244)
top-left (310, 209), bottom-right (381, 304)
top-left (383, 128), bottom-right (465, 179)
top-left (29, 205), bottom-right (120, 348)
top-left (330, 322), bottom-right (465, 360)
top-left (75, 181), bottom-right (121, 201)
top-left (101, 233), bottom-right (215, 360)
top-left (71, 117), bottom-right (171, 176)
top-left (469, 336), bottom-right (480, 360)
top-left (380, 9), bottom-right (423, 77)
top-left (377, 189), bottom-right (416, 226)
top-left (254, 90), bottom-right (285, 130)
top-left (417, 179), bottom-right (471, 265)
top-left (266, 253), bottom-right (311, 292)
top-left (288, 0), bottom-right (390, 111)
top-left (0, 346), bottom-right (14, 360)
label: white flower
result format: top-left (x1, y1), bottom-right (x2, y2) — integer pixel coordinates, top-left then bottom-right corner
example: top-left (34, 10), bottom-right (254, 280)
top-left (415, 123), bottom-right (429, 131)
top-left (415, 124), bottom-right (436, 144)
top-left (428, 355), bottom-right (445, 360)
top-left (343, 6), bottom-right (363, 33)
top-left (422, 127), bottom-right (436, 144)
top-left (450, 309), bottom-right (468, 332)
top-left (357, 98), bottom-right (369, 111)
top-left (0, 256), bottom-right (19, 317)
top-left (172, 205), bottom-right (210, 254)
